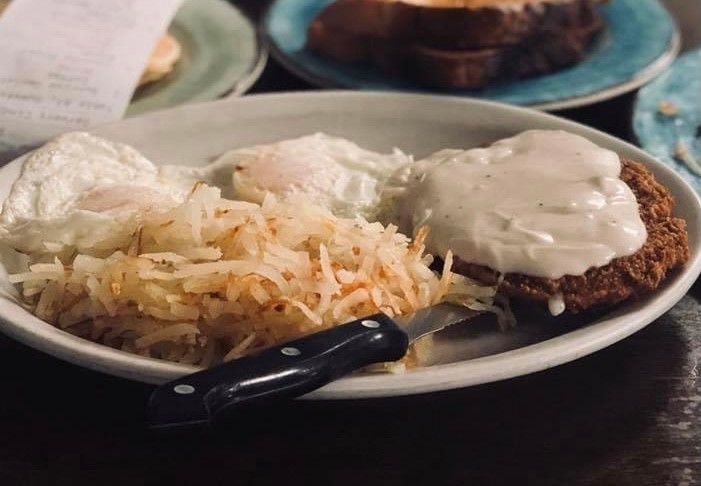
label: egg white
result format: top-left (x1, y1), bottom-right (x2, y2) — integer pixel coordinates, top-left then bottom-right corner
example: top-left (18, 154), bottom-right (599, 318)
top-left (217, 133), bottom-right (412, 219)
top-left (0, 131), bottom-right (412, 256)
top-left (0, 132), bottom-right (236, 255)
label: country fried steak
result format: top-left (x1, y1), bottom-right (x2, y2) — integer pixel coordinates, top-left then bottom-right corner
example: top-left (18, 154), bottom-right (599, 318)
top-left (453, 160), bottom-right (690, 313)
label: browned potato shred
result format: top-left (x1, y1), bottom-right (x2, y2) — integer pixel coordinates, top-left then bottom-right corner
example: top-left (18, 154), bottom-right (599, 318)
top-left (10, 185), bottom-right (496, 368)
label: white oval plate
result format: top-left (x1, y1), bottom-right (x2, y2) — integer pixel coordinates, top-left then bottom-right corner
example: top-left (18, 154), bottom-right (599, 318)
top-left (1, 92), bottom-right (700, 398)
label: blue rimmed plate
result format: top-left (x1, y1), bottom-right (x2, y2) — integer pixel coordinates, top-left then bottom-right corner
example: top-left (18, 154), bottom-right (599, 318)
top-left (127, 0), bottom-right (267, 117)
top-left (633, 48), bottom-right (701, 193)
top-left (264, 0), bottom-right (679, 111)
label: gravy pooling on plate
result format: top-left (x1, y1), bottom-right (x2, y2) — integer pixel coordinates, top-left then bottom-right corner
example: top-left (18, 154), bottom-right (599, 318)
top-left (388, 130), bottom-right (648, 280)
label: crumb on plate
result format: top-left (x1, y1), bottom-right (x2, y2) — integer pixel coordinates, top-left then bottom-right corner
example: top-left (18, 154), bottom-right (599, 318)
top-left (657, 101), bottom-right (679, 117)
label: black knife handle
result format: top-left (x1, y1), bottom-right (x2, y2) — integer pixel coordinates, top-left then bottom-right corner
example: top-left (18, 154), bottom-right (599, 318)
top-left (148, 313), bottom-right (408, 430)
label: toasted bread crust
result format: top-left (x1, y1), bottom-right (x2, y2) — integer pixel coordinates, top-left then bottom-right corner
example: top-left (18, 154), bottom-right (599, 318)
top-left (308, 0), bottom-right (607, 49)
top-left (306, 0), bottom-right (607, 87)
top-left (308, 17), bottom-right (600, 88)
top-left (452, 160), bottom-right (690, 313)
top-left (413, 0), bottom-right (605, 48)
top-left (382, 19), bottom-right (600, 88)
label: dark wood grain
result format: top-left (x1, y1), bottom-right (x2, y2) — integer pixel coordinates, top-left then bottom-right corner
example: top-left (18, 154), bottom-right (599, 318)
top-left (1, 293), bottom-right (699, 485)
top-left (0, 1), bottom-right (699, 485)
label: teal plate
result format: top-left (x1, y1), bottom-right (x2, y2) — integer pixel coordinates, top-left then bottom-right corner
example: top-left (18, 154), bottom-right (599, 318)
top-left (633, 48), bottom-right (701, 193)
top-left (264, 0), bottom-right (679, 110)
top-left (127, 0), bottom-right (267, 117)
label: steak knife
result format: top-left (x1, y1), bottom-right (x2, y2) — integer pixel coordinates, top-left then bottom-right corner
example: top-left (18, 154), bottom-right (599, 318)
top-left (148, 303), bottom-right (478, 430)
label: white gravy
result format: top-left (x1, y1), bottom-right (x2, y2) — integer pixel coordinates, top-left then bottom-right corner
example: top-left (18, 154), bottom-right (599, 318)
top-left (396, 130), bottom-right (647, 280)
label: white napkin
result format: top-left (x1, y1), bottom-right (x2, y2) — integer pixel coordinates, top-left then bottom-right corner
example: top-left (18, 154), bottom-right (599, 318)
top-left (0, 0), bottom-right (183, 152)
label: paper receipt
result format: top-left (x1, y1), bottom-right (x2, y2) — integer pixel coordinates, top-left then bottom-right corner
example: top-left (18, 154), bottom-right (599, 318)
top-left (0, 0), bottom-right (183, 152)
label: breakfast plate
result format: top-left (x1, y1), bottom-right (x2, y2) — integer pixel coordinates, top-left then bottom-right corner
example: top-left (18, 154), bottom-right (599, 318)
top-left (126, 0), bottom-right (266, 117)
top-left (1, 91), bottom-right (700, 398)
top-left (633, 48), bottom-right (701, 193)
top-left (263, 0), bottom-right (679, 111)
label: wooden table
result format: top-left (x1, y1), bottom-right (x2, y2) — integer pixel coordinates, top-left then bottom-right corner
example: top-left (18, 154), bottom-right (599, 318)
top-left (1, 1), bottom-right (699, 484)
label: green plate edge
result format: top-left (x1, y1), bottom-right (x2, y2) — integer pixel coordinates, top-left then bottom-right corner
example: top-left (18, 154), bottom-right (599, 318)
top-left (126, 0), bottom-right (266, 117)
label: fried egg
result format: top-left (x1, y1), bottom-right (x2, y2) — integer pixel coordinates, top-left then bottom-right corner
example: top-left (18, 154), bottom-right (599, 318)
top-left (216, 133), bottom-right (411, 219)
top-left (0, 132), bottom-right (233, 255)
top-left (0, 132), bottom-right (410, 256)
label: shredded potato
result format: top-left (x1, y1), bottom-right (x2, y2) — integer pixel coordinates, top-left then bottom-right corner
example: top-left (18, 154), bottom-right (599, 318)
top-left (9, 185), bottom-right (496, 367)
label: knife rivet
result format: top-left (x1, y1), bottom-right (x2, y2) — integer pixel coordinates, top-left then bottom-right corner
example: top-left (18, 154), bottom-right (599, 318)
top-left (173, 384), bottom-right (195, 395)
top-left (361, 320), bottom-right (381, 329)
top-left (281, 347), bottom-right (301, 356)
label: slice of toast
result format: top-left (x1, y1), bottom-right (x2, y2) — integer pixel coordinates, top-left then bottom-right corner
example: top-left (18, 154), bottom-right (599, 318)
top-left (308, 0), bottom-right (607, 49)
top-left (389, 19), bottom-right (602, 88)
top-left (306, 0), bottom-right (605, 88)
